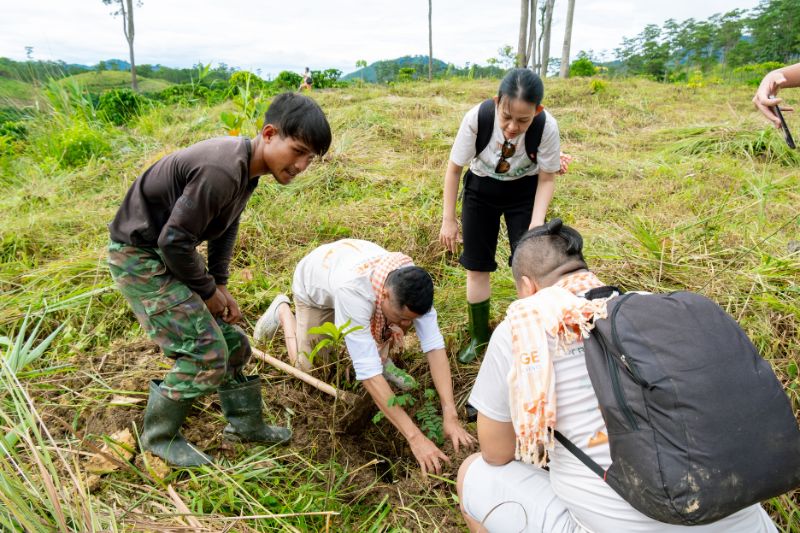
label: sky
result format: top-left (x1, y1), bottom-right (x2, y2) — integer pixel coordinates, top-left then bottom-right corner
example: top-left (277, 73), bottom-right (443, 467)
top-left (0, 0), bottom-right (760, 78)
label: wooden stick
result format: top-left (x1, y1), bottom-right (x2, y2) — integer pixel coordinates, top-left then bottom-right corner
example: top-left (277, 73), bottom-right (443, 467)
top-left (251, 347), bottom-right (358, 406)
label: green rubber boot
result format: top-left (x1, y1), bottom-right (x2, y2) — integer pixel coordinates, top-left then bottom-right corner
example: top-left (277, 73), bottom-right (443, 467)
top-left (219, 376), bottom-right (292, 444)
top-left (140, 380), bottom-right (213, 467)
top-left (458, 299), bottom-right (491, 364)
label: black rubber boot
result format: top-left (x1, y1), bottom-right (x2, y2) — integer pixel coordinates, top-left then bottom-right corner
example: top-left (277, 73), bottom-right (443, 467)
top-left (458, 299), bottom-right (491, 364)
top-left (140, 380), bottom-right (213, 467)
top-left (219, 376), bottom-right (292, 444)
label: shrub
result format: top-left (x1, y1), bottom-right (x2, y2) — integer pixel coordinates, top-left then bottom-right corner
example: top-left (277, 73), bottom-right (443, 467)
top-left (732, 61), bottom-right (785, 86)
top-left (98, 89), bottom-right (144, 125)
top-left (273, 71), bottom-right (302, 91)
top-left (589, 79), bottom-right (607, 94)
top-left (54, 122), bottom-right (111, 168)
top-left (570, 56), bottom-right (597, 77)
top-left (155, 84), bottom-right (210, 106)
top-left (0, 120), bottom-right (27, 140)
top-left (229, 71), bottom-right (266, 93)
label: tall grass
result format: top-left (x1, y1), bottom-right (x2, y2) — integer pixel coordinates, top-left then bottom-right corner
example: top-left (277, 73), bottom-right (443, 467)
top-left (0, 75), bottom-right (798, 530)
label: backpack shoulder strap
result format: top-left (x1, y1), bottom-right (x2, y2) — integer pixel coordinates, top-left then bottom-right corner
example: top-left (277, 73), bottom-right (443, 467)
top-left (524, 110), bottom-right (547, 162)
top-left (474, 99), bottom-right (495, 157)
top-left (554, 430), bottom-right (606, 479)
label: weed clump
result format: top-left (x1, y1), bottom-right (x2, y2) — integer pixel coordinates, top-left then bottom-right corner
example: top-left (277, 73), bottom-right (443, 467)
top-left (666, 125), bottom-right (800, 165)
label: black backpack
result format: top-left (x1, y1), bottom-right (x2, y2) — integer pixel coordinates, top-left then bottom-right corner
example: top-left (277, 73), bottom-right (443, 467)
top-left (555, 288), bottom-right (800, 525)
top-left (474, 99), bottom-right (546, 163)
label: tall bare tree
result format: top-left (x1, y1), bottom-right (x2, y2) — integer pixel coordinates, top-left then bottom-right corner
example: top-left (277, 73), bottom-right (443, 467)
top-left (538, 0), bottom-right (555, 77)
top-left (103, 0), bottom-right (139, 91)
top-left (526, 0), bottom-right (539, 68)
top-left (559, 0), bottom-right (576, 77)
top-left (428, 0), bottom-right (433, 80)
top-left (517, 0), bottom-right (530, 67)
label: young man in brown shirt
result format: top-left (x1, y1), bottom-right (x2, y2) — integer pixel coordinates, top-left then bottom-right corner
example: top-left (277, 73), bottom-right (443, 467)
top-left (108, 93), bottom-right (332, 466)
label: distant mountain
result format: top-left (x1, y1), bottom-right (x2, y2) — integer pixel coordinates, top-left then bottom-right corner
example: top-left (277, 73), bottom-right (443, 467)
top-left (342, 55), bottom-right (449, 82)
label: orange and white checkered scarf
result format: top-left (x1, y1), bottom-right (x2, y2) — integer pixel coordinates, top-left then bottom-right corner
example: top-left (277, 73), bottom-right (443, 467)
top-left (355, 252), bottom-right (414, 345)
top-left (507, 271), bottom-right (610, 466)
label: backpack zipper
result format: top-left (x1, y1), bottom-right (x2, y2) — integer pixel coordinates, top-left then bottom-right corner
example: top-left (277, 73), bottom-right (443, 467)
top-left (596, 331), bottom-right (639, 431)
top-left (611, 295), bottom-right (648, 387)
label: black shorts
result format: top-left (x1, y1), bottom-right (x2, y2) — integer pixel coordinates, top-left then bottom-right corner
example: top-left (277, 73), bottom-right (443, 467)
top-left (459, 170), bottom-right (538, 272)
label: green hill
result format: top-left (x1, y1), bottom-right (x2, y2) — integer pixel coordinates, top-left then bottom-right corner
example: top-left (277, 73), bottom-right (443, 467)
top-left (0, 77), bottom-right (37, 107)
top-left (64, 71), bottom-right (172, 93)
top-left (343, 55), bottom-right (449, 82)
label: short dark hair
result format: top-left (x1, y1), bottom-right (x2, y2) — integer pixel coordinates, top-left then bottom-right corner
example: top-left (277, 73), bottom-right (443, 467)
top-left (263, 92), bottom-right (332, 156)
top-left (497, 68), bottom-right (544, 106)
top-left (385, 266), bottom-right (434, 315)
top-left (511, 219), bottom-right (587, 282)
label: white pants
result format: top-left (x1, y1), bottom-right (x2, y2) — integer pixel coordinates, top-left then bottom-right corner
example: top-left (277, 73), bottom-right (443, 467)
top-left (462, 456), bottom-right (587, 533)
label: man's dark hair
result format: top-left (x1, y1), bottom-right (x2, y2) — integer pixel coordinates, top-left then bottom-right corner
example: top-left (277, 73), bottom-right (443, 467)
top-left (263, 92), bottom-right (332, 156)
top-left (497, 68), bottom-right (545, 106)
top-left (385, 266), bottom-right (434, 315)
top-left (511, 218), bottom-right (587, 282)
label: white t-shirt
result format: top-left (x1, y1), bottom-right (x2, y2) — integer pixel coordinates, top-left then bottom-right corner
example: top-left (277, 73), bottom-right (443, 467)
top-left (292, 239), bottom-right (445, 381)
top-left (449, 102), bottom-right (561, 180)
top-left (469, 320), bottom-right (775, 533)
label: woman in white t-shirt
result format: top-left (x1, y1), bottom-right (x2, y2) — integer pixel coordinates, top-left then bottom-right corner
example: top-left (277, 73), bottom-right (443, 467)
top-left (455, 221), bottom-right (776, 533)
top-left (439, 68), bottom-right (567, 364)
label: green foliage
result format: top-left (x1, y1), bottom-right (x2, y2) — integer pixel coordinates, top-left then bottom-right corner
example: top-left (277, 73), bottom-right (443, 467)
top-left (220, 71), bottom-right (269, 136)
top-left (0, 120), bottom-right (27, 140)
top-left (589, 79), bottom-right (607, 94)
top-left (155, 83), bottom-right (210, 106)
top-left (386, 392), bottom-right (415, 408)
top-left (0, 310), bottom-right (64, 377)
top-left (273, 70), bottom-right (302, 91)
top-left (570, 53), bottom-right (597, 77)
top-left (614, 1), bottom-right (800, 78)
top-left (415, 388), bottom-right (444, 445)
top-left (311, 69), bottom-right (345, 89)
top-left (306, 319), bottom-right (363, 365)
top-left (53, 121), bottom-right (112, 167)
top-left (229, 70), bottom-right (267, 93)
top-left (397, 67), bottom-right (417, 82)
top-left (98, 88), bottom-right (145, 125)
top-left (732, 61), bottom-right (786, 86)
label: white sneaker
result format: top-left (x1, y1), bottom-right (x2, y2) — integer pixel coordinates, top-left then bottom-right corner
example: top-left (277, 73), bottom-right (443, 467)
top-left (254, 294), bottom-right (290, 343)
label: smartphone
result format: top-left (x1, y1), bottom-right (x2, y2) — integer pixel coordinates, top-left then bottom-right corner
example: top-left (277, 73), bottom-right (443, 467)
top-left (770, 95), bottom-right (796, 149)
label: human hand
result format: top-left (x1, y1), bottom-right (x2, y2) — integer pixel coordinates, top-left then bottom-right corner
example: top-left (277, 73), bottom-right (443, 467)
top-left (408, 432), bottom-right (450, 475)
top-left (443, 416), bottom-right (476, 453)
top-left (217, 285), bottom-right (242, 324)
top-left (753, 70), bottom-right (793, 128)
top-left (204, 288), bottom-right (228, 318)
top-left (558, 152), bottom-right (573, 175)
top-left (439, 218), bottom-right (461, 254)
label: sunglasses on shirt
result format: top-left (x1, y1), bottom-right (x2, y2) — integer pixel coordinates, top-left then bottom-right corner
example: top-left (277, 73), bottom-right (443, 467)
top-left (495, 140), bottom-right (516, 174)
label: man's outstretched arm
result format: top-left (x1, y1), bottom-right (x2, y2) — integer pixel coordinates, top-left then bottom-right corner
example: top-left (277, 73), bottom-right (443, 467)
top-left (361, 374), bottom-right (449, 475)
top-left (426, 348), bottom-right (476, 452)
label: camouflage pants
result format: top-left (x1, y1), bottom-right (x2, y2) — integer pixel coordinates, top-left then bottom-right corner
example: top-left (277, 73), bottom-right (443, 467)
top-left (108, 241), bottom-right (251, 401)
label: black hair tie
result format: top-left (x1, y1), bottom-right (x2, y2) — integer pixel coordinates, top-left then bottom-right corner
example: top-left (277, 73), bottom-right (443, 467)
top-left (545, 218), bottom-right (563, 235)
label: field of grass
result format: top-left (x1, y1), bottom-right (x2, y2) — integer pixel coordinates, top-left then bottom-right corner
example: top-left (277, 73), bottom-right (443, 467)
top-left (0, 75), bottom-right (798, 531)
top-left (0, 76), bottom-right (38, 107)
top-left (66, 70), bottom-right (172, 94)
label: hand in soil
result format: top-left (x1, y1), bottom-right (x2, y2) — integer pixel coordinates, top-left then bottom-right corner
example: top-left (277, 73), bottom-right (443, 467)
top-left (409, 432), bottom-right (450, 475)
top-left (443, 416), bottom-right (476, 453)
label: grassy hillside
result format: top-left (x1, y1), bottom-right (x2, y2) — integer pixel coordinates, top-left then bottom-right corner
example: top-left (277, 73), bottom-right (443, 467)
top-left (0, 76), bottom-right (37, 107)
top-left (0, 77), bottom-right (798, 531)
top-left (65, 70), bottom-right (172, 93)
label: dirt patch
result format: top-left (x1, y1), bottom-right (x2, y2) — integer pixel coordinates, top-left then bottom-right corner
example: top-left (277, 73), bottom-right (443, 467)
top-left (37, 338), bottom-right (474, 512)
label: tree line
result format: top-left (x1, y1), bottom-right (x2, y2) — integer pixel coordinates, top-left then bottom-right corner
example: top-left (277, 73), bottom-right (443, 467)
top-left (614, 0), bottom-right (800, 80)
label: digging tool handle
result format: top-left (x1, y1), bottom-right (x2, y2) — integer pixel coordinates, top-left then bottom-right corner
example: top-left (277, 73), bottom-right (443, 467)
top-left (251, 347), bottom-right (358, 406)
